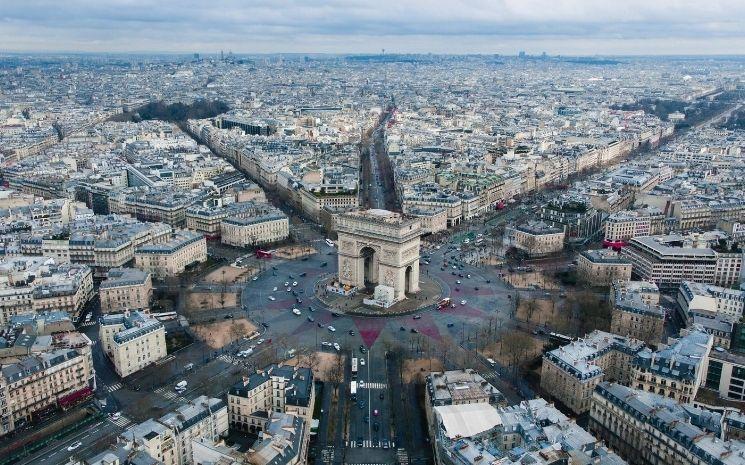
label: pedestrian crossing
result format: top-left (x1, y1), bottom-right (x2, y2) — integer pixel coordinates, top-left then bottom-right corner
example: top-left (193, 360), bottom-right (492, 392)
top-left (321, 446), bottom-right (335, 464)
top-left (155, 386), bottom-right (182, 400)
top-left (106, 382), bottom-right (123, 393)
top-left (218, 354), bottom-right (235, 364)
top-left (109, 415), bottom-right (133, 428)
top-left (396, 448), bottom-right (410, 465)
top-left (79, 321), bottom-right (96, 327)
top-left (346, 439), bottom-right (395, 448)
top-left (361, 382), bottom-right (387, 390)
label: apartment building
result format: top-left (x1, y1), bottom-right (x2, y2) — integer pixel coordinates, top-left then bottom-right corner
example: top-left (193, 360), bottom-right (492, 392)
top-left (99, 311), bottom-right (167, 378)
top-left (632, 329), bottom-right (713, 404)
top-left (0, 330), bottom-right (95, 436)
top-left (0, 256), bottom-right (94, 325)
top-left (610, 282), bottom-right (666, 346)
top-left (220, 212), bottom-right (290, 247)
top-left (590, 382), bottom-right (745, 465)
top-left (621, 234), bottom-right (743, 288)
top-left (540, 331), bottom-right (645, 415)
top-left (406, 207), bottom-right (448, 235)
top-left (227, 364), bottom-right (314, 461)
top-left (247, 412), bottom-right (306, 465)
top-left (429, 395), bottom-right (626, 465)
top-left (135, 231), bottom-right (207, 278)
top-left (603, 208), bottom-right (664, 242)
top-left (99, 267), bottom-right (153, 313)
top-left (678, 281), bottom-right (745, 323)
top-left (506, 221), bottom-right (565, 257)
top-left (577, 249), bottom-right (633, 287)
top-left (425, 369), bottom-right (505, 407)
top-left (157, 396), bottom-right (229, 465)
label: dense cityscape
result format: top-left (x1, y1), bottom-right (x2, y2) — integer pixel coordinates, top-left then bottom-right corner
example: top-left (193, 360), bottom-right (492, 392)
top-left (1, 6), bottom-right (745, 465)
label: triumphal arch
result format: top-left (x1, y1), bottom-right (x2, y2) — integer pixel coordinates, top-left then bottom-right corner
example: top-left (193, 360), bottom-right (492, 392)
top-left (336, 209), bottom-right (421, 302)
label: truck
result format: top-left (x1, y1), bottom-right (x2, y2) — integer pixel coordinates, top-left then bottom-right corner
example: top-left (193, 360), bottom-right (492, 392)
top-left (350, 381), bottom-right (358, 400)
top-left (351, 358), bottom-right (358, 378)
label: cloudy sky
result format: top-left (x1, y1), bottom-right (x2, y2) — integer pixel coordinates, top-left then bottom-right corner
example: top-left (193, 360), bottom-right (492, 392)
top-left (2, 0), bottom-right (745, 55)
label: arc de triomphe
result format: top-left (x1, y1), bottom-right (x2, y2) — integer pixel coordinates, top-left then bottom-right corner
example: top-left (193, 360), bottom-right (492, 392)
top-left (335, 209), bottom-right (421, 302)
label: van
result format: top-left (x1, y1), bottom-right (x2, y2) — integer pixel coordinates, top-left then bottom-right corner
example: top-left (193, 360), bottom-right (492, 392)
top-left (175, 380), bottom-right (187, 391)
top-left (184, 363), bottom-right (194, 371)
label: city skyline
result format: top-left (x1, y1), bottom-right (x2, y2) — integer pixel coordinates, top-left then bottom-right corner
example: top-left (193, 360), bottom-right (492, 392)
top-left (2, 0), bottom-right (745, 56)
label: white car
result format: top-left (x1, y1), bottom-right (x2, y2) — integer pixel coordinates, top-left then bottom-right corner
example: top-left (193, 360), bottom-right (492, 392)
top-left (333, 343), bottom-right (341, 351)
top-left (252, 276), bottom-right (258, 281)
top-left (327, 326), bottom-right (336, 332)
top-left (67, 441), bottom-right (83, 451)
top-left (321, 341), bottom-right (332, 347)
top-left (359, 380), bottom-right (365, 388)
top-left (292, 281), bottom-right (298, 286)
top-left (284, 282), bottom-right (290, 287)
top-left (273, 287), bottom-right (278, 292)
top-left (268, 296), bottom-right (276, 301)
top-left (452, 265), bottom-right (457, 269)
top-left (286, 287), bottom-right (292, 292)
top-left (257, 339), bottom-right (265, 345)
top-left (110, 412), bottom-right (121, 420)
top-left (460, 300), bottom-right (467, 305)
top-left (435, 245), bottom-right (441, 249)
top-left (360, 358), bottom-right (366, 366)
top-left (292, 308), bottom-right (302, 315)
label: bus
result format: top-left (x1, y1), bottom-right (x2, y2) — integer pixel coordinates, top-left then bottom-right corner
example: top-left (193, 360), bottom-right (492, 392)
top-left (549, 332), bottom-right (573, 347)
top-left (325, 238), bottom-right (335, 247)
top-left (350, 381), bottom-right (357, 400)
top-left (351, 357), bottom-right (358, 378)
top-left (153, 311), bottom-right (178, 321)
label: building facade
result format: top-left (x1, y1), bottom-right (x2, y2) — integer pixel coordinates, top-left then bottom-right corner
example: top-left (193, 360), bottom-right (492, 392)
top-left (99, 267), bottom-right (153, 313)
top-left (99, 311), bottom-right (167, 378)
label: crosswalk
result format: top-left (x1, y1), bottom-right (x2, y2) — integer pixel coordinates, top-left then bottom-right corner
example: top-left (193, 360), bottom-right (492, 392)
top-left (79, 321), bottom-right (96, 327)
top-left (396, 448), bottom-right (410, 465)
top-left (106, 382), bottom-right (123, 393)
top-left (360, 382), bottom-right (387, 390)
top-left (109, 414), bottom-right (133, 428)
top-left (321, 446), bottom-right (335, 464)
top-left (155, 386), bottom-right (182, 400)
top-left (346, 439), bottom-right (395, 448)
top-left (218, 354), bottom-right (235, 364)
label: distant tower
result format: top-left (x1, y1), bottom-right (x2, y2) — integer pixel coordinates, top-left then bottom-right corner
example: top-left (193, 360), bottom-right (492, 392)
top-left (220, 50), bottom-right (224, 61)
top-left (381, 48), bottom-right (385, 55)
top-left (518, 51), bottom-right (526, 58)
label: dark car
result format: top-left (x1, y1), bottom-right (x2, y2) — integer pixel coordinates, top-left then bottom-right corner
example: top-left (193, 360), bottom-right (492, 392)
top-left (475, 287), bottom-right (479, 291)
top-left (320, 262), bottom-right (328, 267)
top-left (299, 272), bottom-right (307, 277)
top-left (308, 306), bottom-right (315, 312)
top-left (349, 330), bottom-right (355, 336)
top-left (359, 346), bottom-right (367, 353)
top-left (262, 322), bottom-right (270, 328)
top-left (410, 328), bottom-right (419, 333)
top-left (317, 322), bottom-right (324, 328)
top-left (379, 393), bottom-right (384, 400)
top-left (356, 437), bottom-right (363, 447)
top-left (296, 298), bottom-right (302, 304)
top-left (400, 326), bottom-right (406, 331)
top-left (224, 314), bottom-right (233, 319)
top-left (413, 315), bottom-right (422, 320)
top-left (332, 312), bottom-right (340, 318)
top-left (288, 275), bottom-right (294, 279)
top-left (307, 316), bottom-right (315, 322)
top-left (486, 279), bottom-right (491, 283)
top-left (447, 323), bottom-right (455, 327)
top-left (363, 415), bottom-right (370, 423)
top-left (373, 422), bottom-right (380, 432)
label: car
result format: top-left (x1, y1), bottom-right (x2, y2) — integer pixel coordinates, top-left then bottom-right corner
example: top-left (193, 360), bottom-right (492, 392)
top-left (451, 271), bottom-right (456, 276)
top-left (360, 358), bottom-right (366, 366)
top-left (474, 287), bottom-right (479, 291)
top-left (307, 316), bottom-right (315, 322)
top-left (458, 274), bottom-right (463, 278)
top-left (308, 306), bottom-right (315, 312)
top-left (467, 274), bottom-right (471, 278)
top-left (379, 392), bottom-right (384, 400)
top-left (292, 308), bottom-right (302, 315)
top-left (333, 343), bottom-right (341, 351)
top-left (286, 287), bottom-right (292, 292)
top-left (296, 298), bottom-right (302, 304)
top-left (364, 415), bottom-right (370, 423)
top-left (320, 262), bottom-right (328, 267)
top-left (284, 282), bottom-right (290, 287)
top-left (273, 287), bottom-right (278, 291)
top-left (327, 326), bottom-right (336, 332)
top-left (331, 312), bottom-right (340, 318)
top-left (410, 328), bottom-right (418, 333)
top-left (373, 409), bottom-right (379, 416)
top-left (359, 345), bottom-right (367, 353)
top-left (452, 265), bottom-right (457, 269)
top-left (262, 322), bottom-right (269, 328)
top-left (252, 276), bottom-right (258, 281)
top-left (224, 314), bottom-right (233, 319)
top-left (288, 275), bottom-right (294, 279)
top-left (382, 439), bottom-right (390, 449)
top-left (456, 280), bottom-right (461, 284)
top-left (359, 380), bottom-right (365, 387)
top-left (447, 323), bottom-right (455, 327)
top-left (460, 300), bottom-right (467, 305)
top-left (292, 281), bottom-right (298, 286)
top-left (257, 339), bottom-right (265, 344)
top-left (486, 279), bottom-right (491, 283)
top-left (356, 437), bottom-right (363, 447)
top-left (299, 272), bottom-right (307, 277)
top-left (268, 296), bottom-right (276, 301)
top-left (441, 267), bottom-right (445, 271)
top-left (321, 341), bottom-right (332, 347)
top-left (67, 441), bottom-right (83, 451)
top-left (110, 412), bottom-right (121, 420)
top-left (413, 315), bottom-right (422, 320)
top-left (358, 400), bottom-right (366, 409)
top-left (400, 326), bottom-right (406, 331)
top-left (373, 422), bottom-right (380, 431)
top-left (348, 330), bottom-right (355, 336)
top-left (317, 322), bottom-right (324, 328)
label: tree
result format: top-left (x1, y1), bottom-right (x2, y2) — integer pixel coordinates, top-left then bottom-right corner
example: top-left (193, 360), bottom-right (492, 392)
top-left (524, 298), bottom-right (539, 323)
top-left (501, 332), bottom-right (534, 378)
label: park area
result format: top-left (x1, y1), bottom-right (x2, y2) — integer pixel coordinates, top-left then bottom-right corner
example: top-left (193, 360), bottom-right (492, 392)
top-left (204, 265), bottom-right (255, 284)
top-left (192, 318), bottom-right (256, 349)
top-left (271, 244), bottom-right (317, 260)
top-left (503, 271), bottom-right (561, 290)
top-left (186, 291), bottom-right (239, 312)
top-left (285, 351), bottom-right (342, 382)
top-left (402, 357), bottom-right (444, 383)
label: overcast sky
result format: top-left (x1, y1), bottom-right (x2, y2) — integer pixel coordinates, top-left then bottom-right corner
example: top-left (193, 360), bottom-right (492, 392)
top-left (2, 0), bottom-right (745, 55)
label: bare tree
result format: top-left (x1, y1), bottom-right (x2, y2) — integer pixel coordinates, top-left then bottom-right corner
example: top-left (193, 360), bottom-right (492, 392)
top-left (502, 332), bottom-right (534, 378)
top-left (524, 298), bottom-right (539, 323)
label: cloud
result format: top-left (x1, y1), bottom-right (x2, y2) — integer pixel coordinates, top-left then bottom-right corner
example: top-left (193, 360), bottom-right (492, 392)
top-left (2, 0), bottom-right (745, 54)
